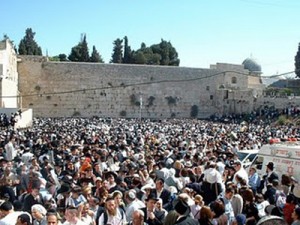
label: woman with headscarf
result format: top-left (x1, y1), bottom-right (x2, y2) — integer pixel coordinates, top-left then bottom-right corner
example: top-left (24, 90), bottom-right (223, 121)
top-left (31, 204), bottom-right (47, 225)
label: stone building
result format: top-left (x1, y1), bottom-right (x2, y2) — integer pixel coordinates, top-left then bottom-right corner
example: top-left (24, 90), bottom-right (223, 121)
top-left (0, 39), bottom-right (19, 108)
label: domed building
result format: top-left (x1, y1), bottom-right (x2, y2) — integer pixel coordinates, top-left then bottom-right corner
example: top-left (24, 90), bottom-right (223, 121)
top-left (242, 58), bottom-right (262, 74)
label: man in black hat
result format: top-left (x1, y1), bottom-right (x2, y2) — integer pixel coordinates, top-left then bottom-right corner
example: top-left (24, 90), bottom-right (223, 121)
top-left (140, 191), bottom-right (165, 225)
top-left (260, 162), bottom-right (279, 193)
top-left (20, 181), bottom-right (42, 212)
top-left (172, 198), bottom-right (199, 225)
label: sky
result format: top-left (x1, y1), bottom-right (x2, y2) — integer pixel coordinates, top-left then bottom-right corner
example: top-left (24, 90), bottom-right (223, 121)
top-left (1, 0), bottom-right (300, 78)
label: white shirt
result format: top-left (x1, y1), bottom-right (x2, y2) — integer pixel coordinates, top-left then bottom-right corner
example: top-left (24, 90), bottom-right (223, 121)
top-left (233, 167), bottom-right (249, 185)
top-left (98, 209), bottom-right (127, 225)
top-left (125, 199), bottom-right (145, 222)
top-left (0, 211), bottom-right (23, 225)
top-left (4, 142), bottom-right (16, 161)
top-left (62, 219), bottom-right (87, 225)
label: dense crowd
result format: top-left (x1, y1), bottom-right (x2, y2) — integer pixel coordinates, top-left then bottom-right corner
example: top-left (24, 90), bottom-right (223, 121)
top-left (0, 116), bottom-right (300, 225)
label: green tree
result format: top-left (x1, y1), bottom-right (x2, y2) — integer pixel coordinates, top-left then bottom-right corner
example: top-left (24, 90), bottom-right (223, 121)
top-left (68, 44), bottom-right (82, 61)
top-left (151, 39), bottom-right (179, 66)
top-left (110, 38), bottom-right (123, 63)
top-left (295, 43), bottom-right (300, 78)
top-left (18, 28), bottom-right (42, 55)
top-left (90, 46), bottom-right (104, 63)
top-left (68, 34), bottom-right (90, 62)
top-left (58, 54), bottom-right (68, 61)
top-left (123, 36), bottom-right (133, 64)
top-left (132, 43), bottom-right (161, 65)
top-left (81, 34), bottom-right (89, 62)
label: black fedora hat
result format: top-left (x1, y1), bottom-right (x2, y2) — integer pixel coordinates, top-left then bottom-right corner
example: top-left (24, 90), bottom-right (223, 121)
top-left (57, 183), bottom-right (71, 194)
top-left (173, 198), bottom-right (190, 216)
top-left (104, 171), bottom-right (118, 180)
top-left (145, 191), bottom-right (158, 202)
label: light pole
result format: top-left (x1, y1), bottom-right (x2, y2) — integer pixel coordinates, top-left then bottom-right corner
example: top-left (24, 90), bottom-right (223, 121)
top-left (139, 94), bottom-right (143, 121)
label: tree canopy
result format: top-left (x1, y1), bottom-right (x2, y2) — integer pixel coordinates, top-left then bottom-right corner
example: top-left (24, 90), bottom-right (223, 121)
top-left (111, 37), bottom-right (180, 66)
top-left (90, 45), bottom-right (104, 63)
top-left (68, 34), bottom-right (90, 62)
top-left (111, 38), bottom-right (123, 63)
top-left (295, 43), bottom-right (300, 78)
top-left (14, 29), bottom-right (180, 67)
top-left (18, 28), bottom-right (42, 55)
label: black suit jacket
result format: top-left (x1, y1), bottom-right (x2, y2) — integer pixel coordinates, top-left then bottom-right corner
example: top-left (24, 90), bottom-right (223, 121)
top-left (140, 207), bottom-right (165, 225)
top-left (157, 188), bottom-right (171, 208)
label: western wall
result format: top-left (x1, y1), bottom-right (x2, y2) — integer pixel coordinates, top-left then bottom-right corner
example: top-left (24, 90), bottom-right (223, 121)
top-left (17, 56), bottom-right (262, 118)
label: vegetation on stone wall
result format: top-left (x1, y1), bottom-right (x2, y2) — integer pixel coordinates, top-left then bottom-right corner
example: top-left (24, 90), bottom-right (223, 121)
top-left (276, 115), bottom-right (291, 125)
top-left (120, 110), bottom-right (127, 117)
top-left (165, 96), bottom-right (177, 106)
top-left (130, 94), bottom-right (140, 106)
top-left (34, 85), bottom-right (41, 91)
top-left (265, 87), bottom-right (294, 96)
top-left (73, 111), bottom-right (81, 117)
top-left (190, 105), bottom-right (199, 118)
top-left (147, 96), bottom-right (155, 107)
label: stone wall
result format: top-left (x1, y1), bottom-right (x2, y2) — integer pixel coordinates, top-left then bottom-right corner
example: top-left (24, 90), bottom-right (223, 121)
top-left (0, 40), bottom-right (19, 108)
top-left (18, 56), bottom-right (262, 118)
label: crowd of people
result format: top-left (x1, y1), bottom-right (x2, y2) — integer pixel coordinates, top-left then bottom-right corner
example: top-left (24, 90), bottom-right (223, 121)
top-left (0, 116), bottom-right (299, 225)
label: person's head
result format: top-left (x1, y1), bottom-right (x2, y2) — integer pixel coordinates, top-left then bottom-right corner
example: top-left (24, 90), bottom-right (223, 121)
top-left (225, 187), bottom-right (234, 200)
top-left (71, 186), bottom-right (81, 198)
top-left (257, 215), bottom-right (288, 225)
top-left (194, 195), bottom-right (204, 206)
top-left (199, 206), bottom-right (213, 221)
top-left (64, 207), bottom-right (78, 222)
top-left (243, 189), bottom-right (254, 203)
top-left (174, 198), bottom-right (190, 216)
top-left (105, 197), bottom-right (117, 216)
top-left (155, 198), bottom-right (163, 210)
top-left (125, 190), bottom-right (136, 204)
top-left (292, 207), bottom-right (300, 221)
top-left (145, 192), bottom-right (158, 211)
top-left (235, 214), bottom-right (246, 225)
top-left (16, 213), bottom-right (32, 225)
top-left (31, 204), bottom-right (47, 221)
top-left (31, 180), bottom-right (41, 197)
top-left (266, 162), bottom-right (274, 172)
top-left (132, 209), bottom-right (144, 225)
top-left (0, 201), bottom-right (13, 217)
top-left (233, 160), bottom-right (242, 172)
top-left (155, 178), bottom-right (164, 190)
top-left (249, 167), bottom-right (256, 175)
top-left (82, 202), bottom-right (90, 214)
top-left (46, 212), bottom-right (59, 225)
top-left (112, 191), bottom-right (123, 206)
top-left (210, 200), bottom-right (225, 218)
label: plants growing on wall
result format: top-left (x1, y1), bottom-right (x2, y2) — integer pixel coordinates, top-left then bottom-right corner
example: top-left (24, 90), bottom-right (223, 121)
top-left (120, 110), bottom-right (127, 117)
top-left (165, 96), bottom-right (177, 106)
top-left (130, 94), bottom-right (140, 106)
top-left (147, 96), bottom-right (155, 107)
top-left (34, 85), bottom-right (41, 91)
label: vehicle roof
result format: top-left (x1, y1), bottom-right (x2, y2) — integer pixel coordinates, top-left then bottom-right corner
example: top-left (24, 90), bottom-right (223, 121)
top-left (237, 149), bottom-right (259, 154)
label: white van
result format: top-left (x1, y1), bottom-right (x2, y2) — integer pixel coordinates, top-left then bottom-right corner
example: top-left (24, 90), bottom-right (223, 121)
top-left (250, 141), bottom-right (300, 182)
top-left (237, 149), bottom-right (259, 169)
